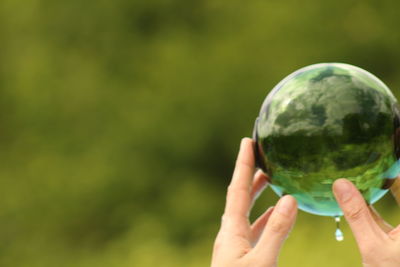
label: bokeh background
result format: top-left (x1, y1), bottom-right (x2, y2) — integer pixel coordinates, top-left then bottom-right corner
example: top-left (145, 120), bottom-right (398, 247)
top-left (1, 0), bottom-right (400, 266)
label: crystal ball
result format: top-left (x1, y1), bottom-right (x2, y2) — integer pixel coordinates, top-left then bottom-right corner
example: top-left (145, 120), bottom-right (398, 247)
top-left (253, 63), bottom-right (400, 216)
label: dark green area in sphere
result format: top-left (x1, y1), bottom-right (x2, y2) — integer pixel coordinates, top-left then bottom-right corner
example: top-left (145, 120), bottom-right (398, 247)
top-left (254, 63), bottom-right (400, 216)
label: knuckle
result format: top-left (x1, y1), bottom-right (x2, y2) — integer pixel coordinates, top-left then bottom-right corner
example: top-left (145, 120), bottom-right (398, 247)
top-left (220, 213), bottom-right (231, 228)
top-left (213, 229), bottom-right (226, 252)
top-left (226, 185), bottom-right (235, 198)
top-left (269, 218), bottom-right (288, 234)
top-left (360, 242), bottom-right (374, 256)
top-left (235, 157), bottom-right (246, 167)
top-left (235, 156), bottom-right (252, 170)
top-left (227, 184), bottom-right (233, 193)
top-left (213, 238), bottom-right (222, 252)
top-left (221, 214), bottom-right (227, 224)
top-left (345, 205), bottom-right (365, 221)
top-left (221, 213), bottom-right (228, 222)
top-left (227, 185), bottom-right (248, 197)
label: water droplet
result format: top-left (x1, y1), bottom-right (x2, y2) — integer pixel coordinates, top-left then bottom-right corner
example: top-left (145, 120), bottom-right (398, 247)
top-left (334, 216), bottom-right (344, 242)
top-left (335, 228), bottom-right (344, 241)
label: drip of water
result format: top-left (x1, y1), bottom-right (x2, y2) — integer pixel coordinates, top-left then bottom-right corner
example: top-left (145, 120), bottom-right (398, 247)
top-left (334, 216), bottom-right (344, 242)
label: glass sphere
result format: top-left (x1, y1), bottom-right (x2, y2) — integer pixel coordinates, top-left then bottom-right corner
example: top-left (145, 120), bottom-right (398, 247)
top-left (253, 63), bottom-right (400, 216)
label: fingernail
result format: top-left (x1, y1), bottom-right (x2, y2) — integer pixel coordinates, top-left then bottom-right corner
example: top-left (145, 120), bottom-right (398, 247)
top-left (238, 138), bottom-right (245, 152)
top-left (240, 138), bottom-right (247, 150)
top-left (276, 196), bottom-right (295, 216)
top-left (239, 137), bottom-right (253, 155)
top-left (334, 179), bottom-right (353, 202)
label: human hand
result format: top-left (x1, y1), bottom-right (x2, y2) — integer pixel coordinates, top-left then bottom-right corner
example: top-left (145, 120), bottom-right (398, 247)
top-left (211, 138), bottom-right (298, 267)
top-left (333, 178), bottom-right (400, 267)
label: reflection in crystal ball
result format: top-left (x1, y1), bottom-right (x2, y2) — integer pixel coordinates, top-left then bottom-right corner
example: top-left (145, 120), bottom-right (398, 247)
top-left (253, 63), bottom-right (400, 216)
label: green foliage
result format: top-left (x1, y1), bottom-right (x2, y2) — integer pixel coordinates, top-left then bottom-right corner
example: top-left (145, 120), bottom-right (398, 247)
top-left (0, 0), bottom-right (400, 266)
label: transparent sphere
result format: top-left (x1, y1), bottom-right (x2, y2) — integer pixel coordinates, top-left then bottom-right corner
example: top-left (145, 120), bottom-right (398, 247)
top-left (253, 63), bottom-right (400, 216)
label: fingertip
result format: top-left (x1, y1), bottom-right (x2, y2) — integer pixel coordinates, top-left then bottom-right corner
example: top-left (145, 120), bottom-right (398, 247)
top-left (239, 138), bottom-right (246, 150)
top-left (286, 194), bottom-right (297, 204)
top-left (251, 171), bottom-right (270, 200)
top-left (333, 178), bottom-right (351, 189)
top-left (236, 137), bottom-right (255, 166)
top-left (238, 138), bottom-right (253, 156)
top-left (282, 194), bottom-right (297, 204)
top-left (254, 169), bottom-right (270, 183)
top-left (333, 178), bottom-right (355, 202)
top-left (275, 195), bottom-right (297, 217)
top-left (240, 137), bottom-right (253, 145)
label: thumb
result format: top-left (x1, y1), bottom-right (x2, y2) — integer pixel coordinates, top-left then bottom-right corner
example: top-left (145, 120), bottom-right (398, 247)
top-left (333, 179), bottom-right (385, 246)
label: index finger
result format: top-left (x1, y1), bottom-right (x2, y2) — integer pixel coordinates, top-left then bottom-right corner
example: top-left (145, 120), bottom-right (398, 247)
top-left (223, 138), bottom-right (256, 224)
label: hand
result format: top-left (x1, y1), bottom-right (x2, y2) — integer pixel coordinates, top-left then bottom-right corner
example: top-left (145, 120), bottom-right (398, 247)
top-left (211, 138), bottom-right (298, 267)
top-left (333, 178), bottom-right (400, 267)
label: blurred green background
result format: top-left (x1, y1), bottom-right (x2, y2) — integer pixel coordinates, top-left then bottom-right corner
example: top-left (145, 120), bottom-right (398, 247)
top-left (1, 0), bottom-right (400, 266)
